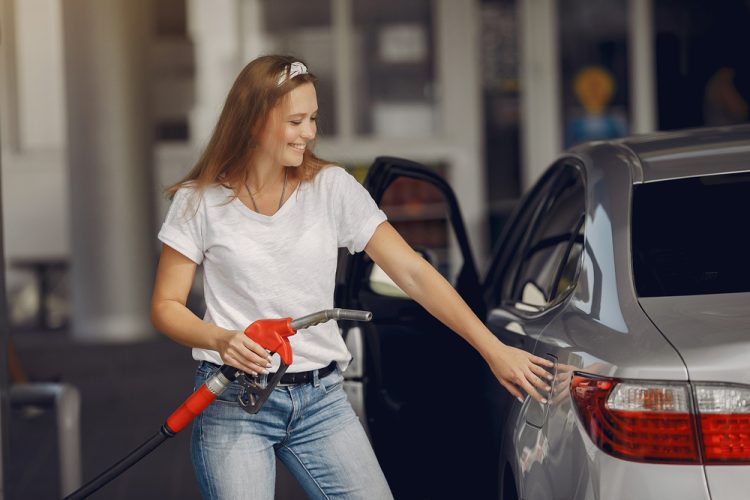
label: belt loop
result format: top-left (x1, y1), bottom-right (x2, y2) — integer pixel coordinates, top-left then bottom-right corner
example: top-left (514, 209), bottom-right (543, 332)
top-left (313, 368), bottom-right (321, 387)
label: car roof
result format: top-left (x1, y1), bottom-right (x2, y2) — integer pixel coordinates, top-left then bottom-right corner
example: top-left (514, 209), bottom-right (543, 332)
top-left (616, 124), bottom-right (750, 183)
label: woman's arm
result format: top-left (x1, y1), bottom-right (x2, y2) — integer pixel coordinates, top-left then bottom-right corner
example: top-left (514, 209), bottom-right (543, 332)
top-left (364, 222), bottom-right (554, 403)
top-left (150, 244), bottom-right (272, 375)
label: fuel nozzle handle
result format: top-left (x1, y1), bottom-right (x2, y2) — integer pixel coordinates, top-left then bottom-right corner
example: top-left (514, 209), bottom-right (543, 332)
top-left (291, 308), bottom-right (372, 331)
top-left (241, 309), bottom-right (371, 368)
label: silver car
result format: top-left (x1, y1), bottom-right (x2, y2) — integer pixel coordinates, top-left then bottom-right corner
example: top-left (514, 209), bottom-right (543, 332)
top-left (338, 124), bottom-right (750, 499)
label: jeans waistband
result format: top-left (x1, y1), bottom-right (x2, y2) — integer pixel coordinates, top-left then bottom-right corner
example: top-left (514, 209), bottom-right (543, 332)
top-left (198, 360), bottom-right (337, 386)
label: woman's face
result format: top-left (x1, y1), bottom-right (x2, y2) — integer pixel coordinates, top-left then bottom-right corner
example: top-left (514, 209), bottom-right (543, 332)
top-left (258, 82), bottom-right (318, 168)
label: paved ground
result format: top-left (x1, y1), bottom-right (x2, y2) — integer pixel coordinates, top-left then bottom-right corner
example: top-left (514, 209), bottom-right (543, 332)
top-left (10, 330), bottom-right (307, 500)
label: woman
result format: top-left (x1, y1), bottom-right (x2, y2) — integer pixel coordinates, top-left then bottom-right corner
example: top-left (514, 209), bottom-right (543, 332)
top-left (151, 55), bottom-right (553, 499)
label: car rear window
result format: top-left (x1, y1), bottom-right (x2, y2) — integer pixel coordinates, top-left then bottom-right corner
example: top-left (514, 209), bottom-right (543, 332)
top-left (632, 171), bottom-right (750, 297)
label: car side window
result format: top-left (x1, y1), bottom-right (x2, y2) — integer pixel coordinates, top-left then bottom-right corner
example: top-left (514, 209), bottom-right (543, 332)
top-left (508, 165), bottom-right (585, 309)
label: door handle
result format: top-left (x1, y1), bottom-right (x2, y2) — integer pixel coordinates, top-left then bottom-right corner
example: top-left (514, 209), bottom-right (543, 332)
top-left (524, 353), bottom-right (558, 429)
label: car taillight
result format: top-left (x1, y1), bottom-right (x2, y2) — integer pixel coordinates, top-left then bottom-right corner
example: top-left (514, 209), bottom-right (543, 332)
top-left (571, 375), bottom-right (750, 465)
top-left (571, 375), bottom-right (700, 464)
top-left (694, 384), bottom-right (750, 464)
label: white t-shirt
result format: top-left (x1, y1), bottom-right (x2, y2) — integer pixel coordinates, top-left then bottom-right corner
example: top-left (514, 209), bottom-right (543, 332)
top-left (158, 165), bottom-right (387, 372)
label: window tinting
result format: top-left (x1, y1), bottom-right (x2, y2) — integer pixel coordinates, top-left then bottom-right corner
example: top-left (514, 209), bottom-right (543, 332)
top-left (632, 172), bottom-right (750, 297)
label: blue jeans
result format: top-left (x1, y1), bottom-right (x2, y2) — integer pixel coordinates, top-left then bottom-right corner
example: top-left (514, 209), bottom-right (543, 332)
top-left (191, 362), bottom-right (393, 499)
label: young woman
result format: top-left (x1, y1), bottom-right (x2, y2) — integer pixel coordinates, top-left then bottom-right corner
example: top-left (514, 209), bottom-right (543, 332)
top-left (151, 55), bottom-right (553, 499)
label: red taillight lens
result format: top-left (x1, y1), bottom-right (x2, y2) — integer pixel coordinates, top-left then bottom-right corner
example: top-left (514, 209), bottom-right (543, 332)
top-left (695, 385), bottom-right (750, 464)
top-left (570, 375), bottom-right (700, 464)
top-left (700, 414), bottom-right (750, 463)
top-left (571, 376), bottom-right (750, 465)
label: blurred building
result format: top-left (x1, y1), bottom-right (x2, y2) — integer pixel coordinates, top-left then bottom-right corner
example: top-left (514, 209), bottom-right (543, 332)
top-left (0, 0), bottom-right (748, 336)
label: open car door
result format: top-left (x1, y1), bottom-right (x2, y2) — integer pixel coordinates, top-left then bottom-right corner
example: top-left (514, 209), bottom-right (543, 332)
top-left (339, 157), bottom-right (498, 499)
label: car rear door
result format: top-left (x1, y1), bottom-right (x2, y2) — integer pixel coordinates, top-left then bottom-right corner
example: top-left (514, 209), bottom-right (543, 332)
top-left (338, 156), bottom-right (497, 499)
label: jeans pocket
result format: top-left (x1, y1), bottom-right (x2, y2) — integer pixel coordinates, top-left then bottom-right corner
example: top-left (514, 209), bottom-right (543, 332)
top-left (321, 370), bottom-right (344, 394)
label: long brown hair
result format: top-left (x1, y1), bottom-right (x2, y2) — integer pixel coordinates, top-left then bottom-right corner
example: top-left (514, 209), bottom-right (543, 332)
top-left (166, 55), bottom-right (329, 198)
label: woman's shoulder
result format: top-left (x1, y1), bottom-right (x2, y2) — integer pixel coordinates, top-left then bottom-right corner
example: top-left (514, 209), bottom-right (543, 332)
top-left (313, 164), bottom-right (360, 190)
top-left (315, 164), bottom-right (345, 179)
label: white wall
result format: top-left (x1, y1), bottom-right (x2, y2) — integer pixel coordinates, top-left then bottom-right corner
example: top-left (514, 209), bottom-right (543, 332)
top-left (1, 152), bottom-right (70, 260)
top-left (1, 0), bottom-right (69, 261)
top-left (14, 0), bottom-right (66, 150)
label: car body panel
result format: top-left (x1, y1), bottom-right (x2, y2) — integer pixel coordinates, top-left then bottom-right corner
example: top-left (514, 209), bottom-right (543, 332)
top-left (704, 466), bottom-right (750, 500)
top-left (639, 293), bottom-right (750, 385)
top-left (504, 307), bottom-right (690, 499)
top-left (506, 378), bottom-right (711, 500)
top-left (619, 124), bottom-right (750, 183)
top-left (517, 421), bottom-right (711, 500)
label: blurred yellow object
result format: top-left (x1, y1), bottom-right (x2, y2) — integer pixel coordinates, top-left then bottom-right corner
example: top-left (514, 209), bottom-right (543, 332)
top-left (574, 66), bottom-right (615, 114)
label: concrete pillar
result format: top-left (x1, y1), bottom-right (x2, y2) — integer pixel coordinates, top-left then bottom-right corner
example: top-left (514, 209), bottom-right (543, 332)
top-left (0, 0), bottom-right (20, 153)
top-left (187, 0), bottom-right (241, 147)
top-left (237, 0), bottom-right (267, 69)
top-left (14, 0), bottom-right (66, 150)
top-left (519, 0), bottom-right (561, 190)
top-left (436, 0), bottom-right (487, 266)
top-left (628, 0), bottom-right (657, 133)
top-left (332, 0), bottom-right (355, 141)
top-left (61, 0), bottom-right (156, 341)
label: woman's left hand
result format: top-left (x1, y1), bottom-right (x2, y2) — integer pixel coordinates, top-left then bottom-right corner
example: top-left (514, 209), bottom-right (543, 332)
top-left (484, 337), bottom-right (555, 403)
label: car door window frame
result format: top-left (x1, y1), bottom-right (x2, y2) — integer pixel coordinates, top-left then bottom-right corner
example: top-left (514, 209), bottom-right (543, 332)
top-left (509, 161), bottom-right (586, 313)
top-left (482, 164), bottom-right (564, 307)
top-left (484, 159), bottom-right (586, 317)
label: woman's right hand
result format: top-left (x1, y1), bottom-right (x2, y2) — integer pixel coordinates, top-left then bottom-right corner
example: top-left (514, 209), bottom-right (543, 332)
top-left (217, 330), bottom-right (273, 375)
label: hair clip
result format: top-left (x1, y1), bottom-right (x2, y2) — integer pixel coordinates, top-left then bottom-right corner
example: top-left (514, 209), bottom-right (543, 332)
top-left (277, 61), bottom-right (308, 86)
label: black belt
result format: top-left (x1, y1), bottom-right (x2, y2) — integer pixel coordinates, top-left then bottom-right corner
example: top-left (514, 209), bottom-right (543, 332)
top-left (277, 361), bottom-right (337, 385)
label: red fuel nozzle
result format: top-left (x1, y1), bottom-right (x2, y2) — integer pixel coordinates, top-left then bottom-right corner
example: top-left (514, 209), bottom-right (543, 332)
top-left (243, 317), bottom-right (295, 365)
top-left (241, 309), bottom-right (372, 365)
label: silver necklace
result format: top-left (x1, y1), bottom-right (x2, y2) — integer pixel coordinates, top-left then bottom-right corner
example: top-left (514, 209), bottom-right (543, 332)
top-left (245, 168), bottom-right (288, 214)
